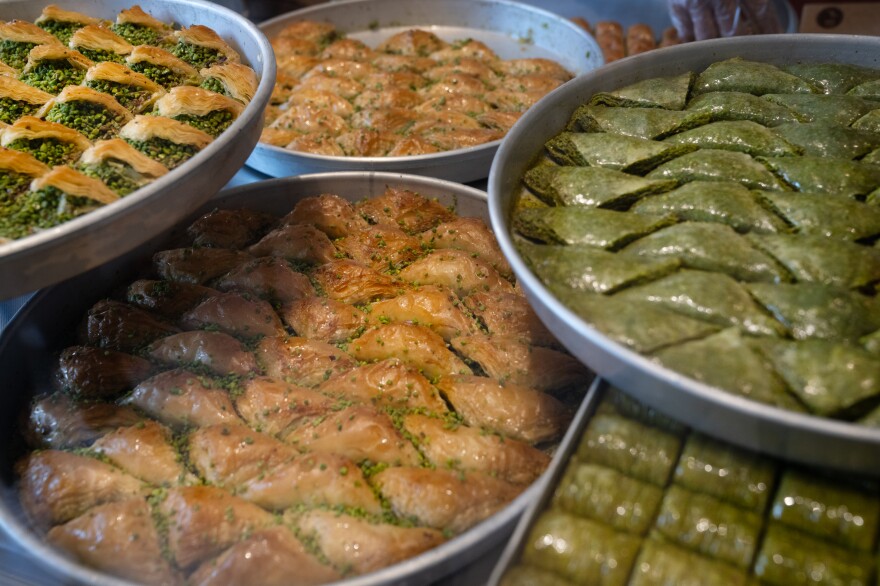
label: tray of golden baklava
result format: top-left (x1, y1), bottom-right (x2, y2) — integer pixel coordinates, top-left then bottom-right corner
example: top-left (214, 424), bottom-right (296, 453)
top-left (247, 0), bottom-right (603, 184)
top-left (0, 0), bottom-right (274, 299)
top-left (0, 172), bottom-right (593, 586)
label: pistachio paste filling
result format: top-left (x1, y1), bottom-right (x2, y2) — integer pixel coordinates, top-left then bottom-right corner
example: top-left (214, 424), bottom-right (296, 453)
top-left (45, 100), bottom-right (127, 141)
top-left (0, 97), bottom-right (39, 124)
top-left (6, 137), bottom-right (80, 167)
top-left (20, 61), bottom-right (87, 94)
top-left (124, 136), bottom-right (199, 169)
top-left (173, 110), bottom-right (234, 137)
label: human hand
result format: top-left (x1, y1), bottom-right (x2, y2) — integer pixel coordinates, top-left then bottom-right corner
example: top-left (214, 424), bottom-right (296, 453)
top-left (668, 0), bottom-right (783, 42)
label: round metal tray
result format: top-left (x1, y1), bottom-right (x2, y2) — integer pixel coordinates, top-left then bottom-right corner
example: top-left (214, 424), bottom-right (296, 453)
top-left (0, 172), bottom-right (554, 586)
top-left (246, 0), bottom-right (603, 184)
top-left (0, 0), bottom-right (275, 300)
top-left (488, 34), bottom-right (880, 475)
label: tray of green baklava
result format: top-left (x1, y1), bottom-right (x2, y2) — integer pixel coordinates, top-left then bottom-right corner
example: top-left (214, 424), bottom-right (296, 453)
top-left (488, 34), bottom-right (880, 474)
top-left (489, 379), bottom-right (880, 586)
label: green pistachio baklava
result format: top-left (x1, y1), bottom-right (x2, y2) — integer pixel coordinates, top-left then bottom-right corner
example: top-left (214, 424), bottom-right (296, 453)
top-left (513, 57), bottom-right (880, 424)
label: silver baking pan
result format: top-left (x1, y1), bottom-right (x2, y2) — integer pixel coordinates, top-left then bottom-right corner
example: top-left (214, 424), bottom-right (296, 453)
top-left (488, 34), bottom-right (880, 474)
top-left (0, 0), bottom-right (275, 300)
top-left (245, 0), bottom-right (603, 184)
top-left (0, 172), bottom-right (576, 586)
top-left (486, 378), bottom-right (880, 586)
top-left (517, 0), bottom-right (798, 38)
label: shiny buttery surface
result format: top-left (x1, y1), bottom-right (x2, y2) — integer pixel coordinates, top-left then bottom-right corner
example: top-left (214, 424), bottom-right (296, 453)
top-left (0, 172), bottom-right (553, 586)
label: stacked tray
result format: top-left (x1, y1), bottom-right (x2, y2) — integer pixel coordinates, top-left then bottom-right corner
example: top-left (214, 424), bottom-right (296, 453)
top-left (247, 0), bottom-right (602, 183)
top-left (489, 380), bottom-right (880, 585)
top-left (488, 34), bottom-right (880, 474)
top-left (0, 0), bottom-right (275, 300)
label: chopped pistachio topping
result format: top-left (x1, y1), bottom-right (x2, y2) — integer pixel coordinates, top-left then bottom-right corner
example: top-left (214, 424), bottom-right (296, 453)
top-left (0, 171), bottom-right (33, 209)
top-left (199, 76), bottom-right (227, 96)
top-left (128, 61), bottom-right (184, 88)
top-left (85, 79), bottom-right (152, 111)
top-left (20, 61), bottom-right (87, 94)
top-left (79, 159), bottom-right (143, 196)
top-left (6, 137), bottom-right (80, 166)
top-left (77, 47), bottom-right (125, 64)
top-left (111, 22), bottom-right (162, 46)
top-left (0, 97), bottom-right (39, 124)
top-left (37, 20), bottom-right (83, 44)
top-left (173, 110), bottom-right (233, 137)
top-left (0, 39), bottom-right (37, 70)
top-left (6, 185), bottom-right (99, 235)
top-left (170, 41), bottom-right (222, 69)
top-left (124, 136), bottom-right (199, 169)
top-left (45, 100), bottom-right (126, 141)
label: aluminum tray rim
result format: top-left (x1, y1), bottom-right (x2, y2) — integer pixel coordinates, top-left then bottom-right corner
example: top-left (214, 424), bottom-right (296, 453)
top-left (0, 171), bottom-right (561, 586)
top-left (488, 33), bottom-right (880, 473)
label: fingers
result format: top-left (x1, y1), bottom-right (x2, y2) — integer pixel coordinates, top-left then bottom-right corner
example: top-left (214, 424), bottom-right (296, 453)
top-left (668, 0), bottom-right (697, 42)
top-left (742, 0), bottom-right (784, 34)
top-left (669, 0), bottom-right (783, 41)
top-left (691, 1), bottom-right (723, 40)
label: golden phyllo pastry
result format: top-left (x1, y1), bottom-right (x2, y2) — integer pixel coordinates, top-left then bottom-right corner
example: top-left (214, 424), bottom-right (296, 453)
top-left (153, 86), bottom-right (243, 137)
top-left (263, 20), bottom-right (572, 158)
top-left (84, 61), bottom-right (165, 113)
top-left (0, 19), bottom-right (62, 70)
top-left (34, 4), bottom-right (104, 45)
top-left (169, 25), bottom-right (240, 70)
top-left (77, 138), bottom-right (168, 196)
top-left (111, 4), bottom-right (172, 47)
top-left (199, 62), bottom-right (258, 104)
top-left (68, 24), bottom-right (133, 64)
top-left (30, 164), bottom-right (118, 204)
top-left (1, 116), bottom-right (91, 167)
top-left (124, 44), bottom-right (200, 88)
top-left (20, 44), bottom-right (94, 94)
top-left (36, 85), bottom-right (133, 141)
top-left (119, 114), bottom-right (213, 169)
top-left (10, 165), bottom-right (119, 235)
top-left (0, 78), bottom-right (53, 124)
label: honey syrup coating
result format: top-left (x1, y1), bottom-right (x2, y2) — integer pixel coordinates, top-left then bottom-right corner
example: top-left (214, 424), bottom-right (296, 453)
top-left (17, 187), bottom-right (587, 584)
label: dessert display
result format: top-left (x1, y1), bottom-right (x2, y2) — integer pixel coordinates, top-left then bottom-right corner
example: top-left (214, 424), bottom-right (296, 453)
top-left (261, 19), bottom-right (574, 158)
top-left (498, 387), bottom-right (880, 586)
top-left (511, 57), bottom-right (880, 425)
top-left (14, 185), bottom-right (591, 584)
top-left (0, 4), bottom-right (259, 242)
